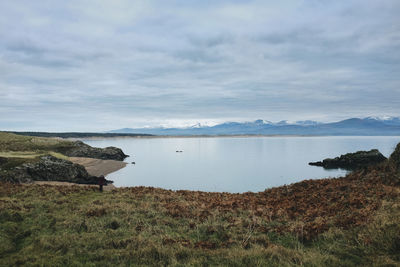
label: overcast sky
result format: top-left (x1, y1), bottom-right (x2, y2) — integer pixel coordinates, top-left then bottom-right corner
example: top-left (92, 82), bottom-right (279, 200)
top-left (1, 0), bottom-right (399, 131)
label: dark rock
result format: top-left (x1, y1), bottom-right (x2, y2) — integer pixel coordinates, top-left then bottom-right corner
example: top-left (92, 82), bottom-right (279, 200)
top-left (309, 149), bottom-right (387, 170)
top-left (26, 155), bottom-right (91, 183)
top-left (1, 155), bottom-right (113, 184)
top-left (0, 167), bottom-right (33, 183)
top-left (389, 143), bottom-right (400, 171)
top-left (0, 157), bottom-right (7, 165)
top-left (58, 141), bottom-right (128, 161)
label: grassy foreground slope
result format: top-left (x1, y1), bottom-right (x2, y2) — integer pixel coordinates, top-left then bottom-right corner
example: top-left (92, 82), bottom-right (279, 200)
top-left (1, 150), bottom-right (400, 266)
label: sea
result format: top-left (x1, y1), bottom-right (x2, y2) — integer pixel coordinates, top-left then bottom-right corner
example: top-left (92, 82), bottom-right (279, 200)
top-left (83, 136), bottom-right (400, 193)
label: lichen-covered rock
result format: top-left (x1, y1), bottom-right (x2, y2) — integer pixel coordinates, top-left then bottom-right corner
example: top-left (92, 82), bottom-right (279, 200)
top-left (2, 167), bottom-right (34, 183)
top-left (59, 141), bottom-right (128, 161)
top-left (26, 155), bottom-right (90, 182)
top-left (309, 149), bottom-right (387, 170)
top-left (1, 155), bottom-right (112, 184)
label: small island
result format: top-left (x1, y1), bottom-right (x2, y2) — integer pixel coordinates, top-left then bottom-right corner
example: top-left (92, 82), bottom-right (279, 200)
top-left (309, 149), bottom-right (387, 170)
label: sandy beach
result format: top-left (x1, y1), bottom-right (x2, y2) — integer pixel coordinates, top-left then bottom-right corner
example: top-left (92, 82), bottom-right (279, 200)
top-left (69, 157), bottom-right (127, 177)
top-left (30, 158), bottom-right (127, 190)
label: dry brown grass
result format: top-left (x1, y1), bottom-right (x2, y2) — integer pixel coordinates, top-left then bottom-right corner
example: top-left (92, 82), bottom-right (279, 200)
top-left (0, 163), bottom-right (399, 266)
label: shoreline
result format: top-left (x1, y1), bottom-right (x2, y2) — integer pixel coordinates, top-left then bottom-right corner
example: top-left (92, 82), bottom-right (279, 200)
top-left (27, 157), bottom-right (127, 190)
top-left (69, 157), bottom-right (127, 177)
top-left (69, 134), bottom-right (400, 140)
top-left (71, 134), bottom-right (321, 141)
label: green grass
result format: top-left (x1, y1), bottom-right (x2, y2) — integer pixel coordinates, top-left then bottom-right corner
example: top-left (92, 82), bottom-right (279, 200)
top-left (0, 151), bottom-right (42, 158)
top-left (0, 152), bottom-right (70, 174)
top-left (0, 157), bottom-right (41, 171)
top-left (0, 132), bottom-right (72, 171)
top-left (0, 132), bottom-right (74, 153)
top-left (0, 151), bottom-right (69, 159)
top-left (0, 183), bottom-right (399, 266)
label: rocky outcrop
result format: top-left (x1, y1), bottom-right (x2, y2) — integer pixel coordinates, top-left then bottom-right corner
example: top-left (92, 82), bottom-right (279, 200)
top-left (58, 141), bottom-right (128, 161)
top-left (309, 149), bottom-right (387, 170)
top-left (1, 155), bottom-right (113, 184)
top-left (389, 143), bottom-right (400, 171)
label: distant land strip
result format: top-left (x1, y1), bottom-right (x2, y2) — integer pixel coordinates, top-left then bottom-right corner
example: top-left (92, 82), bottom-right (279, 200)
top-left (4, 132), bottom-right (316, 139)
top-left (3, 131), bottom-right (154, 138)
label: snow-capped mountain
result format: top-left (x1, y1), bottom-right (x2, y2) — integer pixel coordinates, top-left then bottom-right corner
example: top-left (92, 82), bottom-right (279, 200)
top-left (109, 117), bottom-right (400, 136)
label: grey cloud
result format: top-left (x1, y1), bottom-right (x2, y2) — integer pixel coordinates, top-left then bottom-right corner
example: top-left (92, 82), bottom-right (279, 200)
top-left (0, 0), bottom-right (399, 131)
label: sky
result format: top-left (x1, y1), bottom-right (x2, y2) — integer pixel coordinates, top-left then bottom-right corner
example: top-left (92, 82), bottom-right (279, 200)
top-left (0, 0), bottom-right (399, 131)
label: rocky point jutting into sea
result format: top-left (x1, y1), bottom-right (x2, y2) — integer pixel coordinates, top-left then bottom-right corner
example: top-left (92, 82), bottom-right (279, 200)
top-left (309, 149), bottom-right (387, 170)
top-left (57, 140), bottom-right (128, 161)
top-left (0, 132), bottom-right (128, 184)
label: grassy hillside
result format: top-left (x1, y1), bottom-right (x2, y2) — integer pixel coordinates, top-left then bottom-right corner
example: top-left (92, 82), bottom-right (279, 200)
top-left (0, 132), bottom-right (74, 153)
top-left (0, 132), bottom-right (74, 172)
top-left (1, 164), bottom-right (399, 266)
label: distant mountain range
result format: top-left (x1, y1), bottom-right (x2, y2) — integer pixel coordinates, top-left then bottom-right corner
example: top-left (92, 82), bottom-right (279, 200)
top-left (109, 117), bottom-right (400, 136)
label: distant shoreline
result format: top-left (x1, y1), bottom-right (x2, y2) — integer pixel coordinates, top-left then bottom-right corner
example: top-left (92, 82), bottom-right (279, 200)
top-left (2, 131), bottom-right (153, 139)
top-left (72, 134), bottom-right (400, 140)
top-left (73, 134), bottom-right (320, 140)
top-left (4, 131), bottom-right (400, 140)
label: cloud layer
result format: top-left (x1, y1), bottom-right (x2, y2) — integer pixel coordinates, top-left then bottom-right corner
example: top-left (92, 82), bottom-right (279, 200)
top-left (1, 0), bottom-right (399, 131)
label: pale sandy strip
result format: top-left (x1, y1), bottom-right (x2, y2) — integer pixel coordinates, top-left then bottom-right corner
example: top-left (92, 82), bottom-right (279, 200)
top-left (69, 157), bottom-right (127, 177)
top-left (25, 157), bottom-right (126, 190)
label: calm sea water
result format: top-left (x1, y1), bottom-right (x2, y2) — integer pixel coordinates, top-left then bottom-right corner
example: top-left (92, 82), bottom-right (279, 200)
top-left (83, 136), bottom-right (400, 193)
